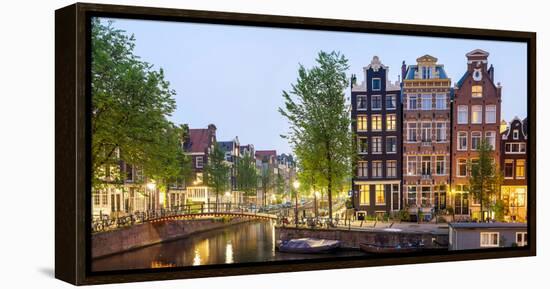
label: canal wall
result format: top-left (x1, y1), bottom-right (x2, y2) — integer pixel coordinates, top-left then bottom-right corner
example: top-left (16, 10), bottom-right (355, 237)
top-left (276, 226), bottom-right (448, 249)
top-left (92, 218), bottom-right (250, 258)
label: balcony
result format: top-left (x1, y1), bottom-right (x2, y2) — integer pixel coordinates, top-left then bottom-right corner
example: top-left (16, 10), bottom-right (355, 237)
top-left (421, 174), bottom-right (432, 180)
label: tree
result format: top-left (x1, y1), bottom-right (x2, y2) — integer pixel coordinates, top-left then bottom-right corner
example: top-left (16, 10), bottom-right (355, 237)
top-left (91, 18), bottom-right (180, 189)
top-left (204, 143), bottom-right (231, 210)
top-left (279, 51), bottom-right (353, 221)
top-left (236, 153), bottom-right (258, 204)
top-left (469, 139), bottom-right (502, 221)
top-left (260, 164), bottom-right (274, 207)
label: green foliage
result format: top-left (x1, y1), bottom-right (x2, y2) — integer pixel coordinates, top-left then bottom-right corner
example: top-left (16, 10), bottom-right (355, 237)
top-left (491, 199), bottom-right (506, 222)
top-left (204, 143), bottom-right (231, 204)
top-left (469, 139), bottom-right (502, 220)
top-left (91, 18), bottom-right (188, 189)
top-left (398, 209), bottom-right (411, 222)
top-left (279, 51), bottom-right (353, 220)
top-left (236, 153), bottom-right (258, 197)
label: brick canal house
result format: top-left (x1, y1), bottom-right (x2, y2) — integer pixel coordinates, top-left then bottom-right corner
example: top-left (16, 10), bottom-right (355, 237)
top-left (500, 117), bottom-right (528, 221)
top-left (183, 124), bottom-right (217, 205)
top-left (255, 150), bottom-right (278, 207)
top-left (351, 56), bottom-right (402, 217)
top-left (451, 49), bottom-right (502, 220)
top-left (218, 137), bottom-right (245, 204)
top-left (402, 55), bottom-right (451, 221)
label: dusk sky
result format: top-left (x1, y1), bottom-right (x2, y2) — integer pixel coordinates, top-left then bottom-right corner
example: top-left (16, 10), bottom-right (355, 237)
top-left (100, 18), bottom-right (527, 155)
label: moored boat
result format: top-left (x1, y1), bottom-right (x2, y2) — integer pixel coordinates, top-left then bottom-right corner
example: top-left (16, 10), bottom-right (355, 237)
top-left (359, 242), bottom-right (422, 254)
top-left (277, 238), bottom-right (341, 254)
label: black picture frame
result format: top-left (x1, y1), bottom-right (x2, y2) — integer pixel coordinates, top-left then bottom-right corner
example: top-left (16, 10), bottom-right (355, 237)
top-left (55, 2), bottom-right (536, 285)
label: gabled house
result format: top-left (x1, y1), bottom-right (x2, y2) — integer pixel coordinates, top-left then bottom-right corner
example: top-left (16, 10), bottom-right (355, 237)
top-left (183, 124), bottom-right (217, 204)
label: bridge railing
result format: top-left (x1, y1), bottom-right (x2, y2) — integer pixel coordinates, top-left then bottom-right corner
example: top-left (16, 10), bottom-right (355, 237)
top-left (91, 203), bottom-right (278, 233)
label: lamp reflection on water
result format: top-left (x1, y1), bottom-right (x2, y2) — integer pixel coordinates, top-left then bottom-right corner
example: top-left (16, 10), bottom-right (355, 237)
top-left (192, 239), bottom-right (210, 266)
top-left (225, 241), bottom-right (234, 264)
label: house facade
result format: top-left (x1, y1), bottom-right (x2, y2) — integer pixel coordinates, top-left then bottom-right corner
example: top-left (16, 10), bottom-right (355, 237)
top-left (351, 56), bottom-right (402, 217)
top-left (449, 222), bottom-right (527, 250)
top-left (218, 137), bottom-right (244, 204)
top-left (451, 49), bottom-right (502, 220)
top-left (255, 150), bottom-right (278, 207)
top-left (402, 55), bottom-right (451, 220)
top-left (183, 124), bottom-right (217, 205)
top-left (500, 117), bottom-right (528, 221)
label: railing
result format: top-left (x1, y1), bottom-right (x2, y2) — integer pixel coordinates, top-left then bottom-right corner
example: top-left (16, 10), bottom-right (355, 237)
top-left (91, 203), bottom-right (279, 233)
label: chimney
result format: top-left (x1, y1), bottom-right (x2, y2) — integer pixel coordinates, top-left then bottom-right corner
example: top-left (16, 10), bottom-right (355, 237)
top-left (401, 61), bottom-right (406, 82)
top-left (350, 73), bottom-right (357, 89)
top-left (488, 64), bottom-right (494, 81)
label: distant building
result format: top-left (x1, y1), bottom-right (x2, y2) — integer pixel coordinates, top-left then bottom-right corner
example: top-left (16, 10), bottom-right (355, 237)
top-left (183, 124), bottom-right (217, 205)
top-left (500, 117), bottom-right (528, 221)
top-left (351, 56), bottom-right (402, 217)
top-left (451, 49), bottom-right (502, 220)
top-left (277, 153), bottom-right (296, 203)
top-left (218, 137), bottom-right (244, 204)
top-left (255, 150), bottom-right (278, 206)
top-left (449, 222), bottom-right (527, 250)
top-left (402, 55), bottom-right (452, 220)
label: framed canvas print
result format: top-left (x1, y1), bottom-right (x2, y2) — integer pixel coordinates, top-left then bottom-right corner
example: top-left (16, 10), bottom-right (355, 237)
top-left (55, 2), bottom-right (536, 285)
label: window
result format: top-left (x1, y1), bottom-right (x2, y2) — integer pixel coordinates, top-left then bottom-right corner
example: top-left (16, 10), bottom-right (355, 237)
top-left (375, 184), bottom-right (385, 205)
top-left (359, 185), bottom-right (370, 205)
top-left (408, 186), bottom-right (417, 206)
top-left (504, 159), bottom-right (514, 178)
top-left (372, 115), bottom-right (382, 131)
top-left (196, 172), bottom-right (203, 184)
top-left (513, 130), bottom-right (519, 140)
top-left (421, 94), bottom-right (432, 110)
top-left (392, 184), bottom-right (400, 211)
top-left (357, 161), bottom-right (368, 177)
top-left (421, 122), bottom-right (431, 142)
top-left (435, 94), bottom-right (446, 109)
top-left (505, 143), bottom-right (526, 153)
top-left (408, 94), bottom-right (418, 110)
top-left (422, 66), bottom-right (431, 79)
top-left (512, 188), bottom-right (526, 207)
top-left (455, 189), bottom-right (469, 215)
top-left (407, 156), bottom-right (417, 176)
top-left (196, 156), bottom-right (204, 168)
top-left (485, 131), bottom-right (496, 149)
top-left (358, 137), bottom-right (368, 154)
top-left (458, 105), bottom-right (468, 124)
top-left (387, 161), bottom-right (397, 177)
top-left (421, 156), bottom-right (431, 176)
top-left (372, 161), bottom-right (383, 178)
top-left (435, 122), bottom-right (446, 142)
top-left (357, 95), bottom-right (367, 110)
top-left (457, 159), bottom-right (467, 177)
top-left (386, 136), bottom-right (397, 153)
top-left (480, 232), bottom-right (499, 247)
top-left (516, 232), bottom-right (528, 247)
top-left (371, 95), bottom-right (382, 110)
top-left (472, 85), bottom-right (483, 97)
top-left (516, 159), bottom-right (525, 179)
top-left (435, 185), bottom-right (446, 210)
top-left (421, 186), bottom-right (431, 206)
top-left (93, 192), bottom-right (100, 206)
top-left (386, 114), bottom-right (396, 131)
top-left (372, 137), bottom-right (382, 154)
top-left (486, 105), bottom-right (496, 123)
top-left (458, 132), bottom-right (468, 151)
top-left (435, 156), bottom-right (445, 175)
top-left (407, 122), bottom-right (417, 142)
top-left (357, 115), bottom-right (368, 131)
top-left (372, 78), bottom-right (381, 90)
top-left (471, 131), bottom-right (482, 150)
top-left (472, 105), bottom-right (482, 124)
top-left (386, 95), bottom-right (396, 110)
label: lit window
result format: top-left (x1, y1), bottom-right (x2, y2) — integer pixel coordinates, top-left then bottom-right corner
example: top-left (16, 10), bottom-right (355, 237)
top-left (472, 105), bottom-right (482, 124)
top-left (472, 85), bottom-right (483, 97)
top-left (457, 159), bottom-right (467, 177)
top-left (372, 115), bottom-right (382, 131)
top-left (486, 105), bottom-right (496, 123)
top-left (357, 115), bottom-right (368, 131)
top-left (480, 232), bottom-right (499, 247)
top-left (375, 184), bottom-right (385, 205)
top-left (359, 185), bottom-right (370, 205)
top-left (458, 105), bottom-right (468, 124)
top-left (386, 114), bottom-right (396, 131)
top-left (516, 159), bottom-right (525, 179)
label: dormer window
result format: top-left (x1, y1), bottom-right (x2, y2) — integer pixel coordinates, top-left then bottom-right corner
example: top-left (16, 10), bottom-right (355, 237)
top-left (422, 67), bottom-right (431, 79)
top-left (372, 78), bottom-right (381, 91)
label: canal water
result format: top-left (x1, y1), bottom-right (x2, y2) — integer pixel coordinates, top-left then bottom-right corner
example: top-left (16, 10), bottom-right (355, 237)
top-left (92, 220), bottom-right (366, 272)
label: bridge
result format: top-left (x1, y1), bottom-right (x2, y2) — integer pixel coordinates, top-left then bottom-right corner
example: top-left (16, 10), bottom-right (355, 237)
top-left (92, 203), bottom-right (280, 233)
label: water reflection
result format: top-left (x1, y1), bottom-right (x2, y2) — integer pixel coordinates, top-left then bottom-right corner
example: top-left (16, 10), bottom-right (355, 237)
top-left (92, 220), bottom-right (365, 272)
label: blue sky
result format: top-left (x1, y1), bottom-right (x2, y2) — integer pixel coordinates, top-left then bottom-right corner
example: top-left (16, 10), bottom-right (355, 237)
top-left (100, 18), bottom-right (527, 155)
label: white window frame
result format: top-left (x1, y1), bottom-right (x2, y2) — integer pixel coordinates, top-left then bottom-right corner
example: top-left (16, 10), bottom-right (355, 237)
top-left (421, 94), bottom-right (432, 110)
top-left (435, 94), bottom-right (446, 110)
top-left (386, 114), bottom-right (396, 131)
top-left (421, 122), bottom-right (432, 142)
top-left (372, 78), bottom-right (381, 91)
top-left (485, 131), bottom-right (496, 149)
top-left (457, 159), bottom-right (468, 177)
top-left (435, 156), bottom-right (446, 175)
top-left (472, 105), bottom-right (483, 124)
top-left (372, 161), bottom-right (383, 178)
top-left (386, 136), bottom-right (397, 154)
top-left (408, 95), bottom-right (418, 110)
top-left (513, 130), bottom-right (519, 140)
top-left (407, 122), bottom-right (418, 142)
top-left (372, 137), bottom-right (382, 154)
top-left (357, 161), bottom-right (368, 177)
top-left (486, 105), bottom-right (496, 123)
top-left (358, 137), bottom-right (368, 154)
top-left (371, 95), bottom-right (382, 110)
top-left (386, 94), bottom-right (396, 110)
top-left (458, 131), bottom-right (468, 151)
top-left (435, 122), bottom-right (446, 142)
top-left (356, 95), bottom-right (367, 110)
top-left (196, 156), bottom-right (204, 168)
top-left (375, 184), bottom-right (385, 205)
top-left (516, 232), bottom-right (528, 247)
top-left (359, 185), bottom-right (370, 205)
top-left (386, 160), bottom-right (397, 177)
top-left (357, 115), bottom-right (368, 131)
top-left (407, 156), bottom-right (417, 176)
top-left (480, 232), bottom-right (500, 247)
top-left (471, 131), bottom-right (482, 150)
top-left (458, 105), bottom-right (468, 124)
top-left (372, 115), bottom-right (382, 131)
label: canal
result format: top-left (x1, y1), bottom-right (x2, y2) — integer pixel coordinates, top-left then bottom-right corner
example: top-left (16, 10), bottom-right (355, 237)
top-left (92, 220), bottom-right (366, 271)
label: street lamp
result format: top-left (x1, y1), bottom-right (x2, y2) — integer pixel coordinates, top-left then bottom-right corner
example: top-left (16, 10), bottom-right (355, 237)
top-left (314, 191), bottom-right (320, 218)
top-left (293, 181), bottom-right (300, 226)
top-left (146, 181), bottom-right (156, 210)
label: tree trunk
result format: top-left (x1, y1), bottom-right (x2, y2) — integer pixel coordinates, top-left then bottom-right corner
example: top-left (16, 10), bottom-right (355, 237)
top-left (326, 141), bottom-right (333, 221)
